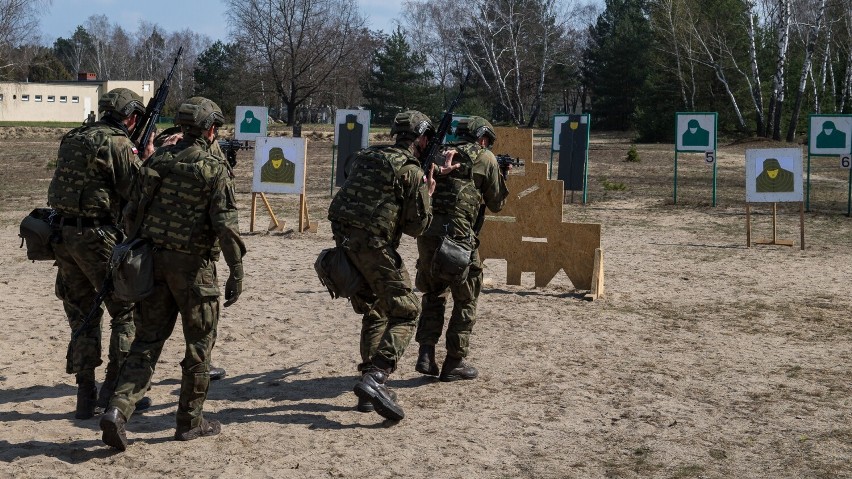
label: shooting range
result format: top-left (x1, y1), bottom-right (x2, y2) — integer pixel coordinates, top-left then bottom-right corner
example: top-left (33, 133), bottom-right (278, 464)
top-left (673, 112), bottom-right (718, 206)
top-left (251, 137), bottom-right (314, 233)
top-left (744, 148), bottom-right (804, 249)
top-left (805, 114), bottom-right (852, 213)
top-left (550, 114), bottom-right (590, 204)
top-left (331, 109), bottom-right (371, 190)
top-left (235, 106), bottom-right (269, 142)
top-left (479, 129), bottom-right (604, 299)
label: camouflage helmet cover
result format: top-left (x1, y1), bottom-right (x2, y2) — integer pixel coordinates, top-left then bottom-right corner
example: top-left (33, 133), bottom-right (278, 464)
top-left (456, 116), bottom-right (496, 143)
top-left (390, 110), bottom-right (435, 138)
top-left (174, 97), bottom-right (225, 131)
top-left (98, 87), bottom-right (145, 118)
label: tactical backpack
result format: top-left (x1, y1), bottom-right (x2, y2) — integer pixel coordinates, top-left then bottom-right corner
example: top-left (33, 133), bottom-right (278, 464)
top-left (48, 124), bottom-right (126, 217)
top-left (328, 145), bottom-right (423, 241)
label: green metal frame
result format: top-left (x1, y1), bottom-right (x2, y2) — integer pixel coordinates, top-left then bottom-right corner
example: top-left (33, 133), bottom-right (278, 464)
top-left (805, 113), bottom-right (852, 214)
top-left (673, 112), bottom-right (718, 206)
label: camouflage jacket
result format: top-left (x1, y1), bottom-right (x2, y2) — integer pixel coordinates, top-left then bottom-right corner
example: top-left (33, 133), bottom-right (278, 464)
top-left (328, 143), bottom-right (432, 247)
top-left (48, 119), bottom-right (140, 221)
top-left (424, 142), bottom-right (508, 238)
top-left (128, 135), bottom-right (245, 267)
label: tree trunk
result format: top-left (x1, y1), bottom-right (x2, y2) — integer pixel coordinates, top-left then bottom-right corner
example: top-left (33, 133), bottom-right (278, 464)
top-left (745, 0), bottom-right (765, 136)
top-left (786, 0), bottom-right (825, 142)
top-left (766, 0), bottom-right (790, 141)
top-left (768, 0), bottom-right (790, 140)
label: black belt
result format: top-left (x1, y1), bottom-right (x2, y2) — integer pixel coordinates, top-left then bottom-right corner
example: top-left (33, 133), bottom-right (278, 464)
top-left (57, 216), bottom-right (113, 228)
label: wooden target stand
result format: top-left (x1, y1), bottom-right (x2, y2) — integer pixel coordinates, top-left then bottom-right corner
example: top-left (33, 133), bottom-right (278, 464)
top-left (746, 202), bottom-right (804, 250)
top-left (249, 192), bottom-right (313, 233)
top-left (248, 137), bottom-right (315, 234)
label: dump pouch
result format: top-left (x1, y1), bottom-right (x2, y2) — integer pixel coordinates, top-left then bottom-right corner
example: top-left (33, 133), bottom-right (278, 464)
top-left (431, 236), bottom-right (473, 285)
top-left (19, 208), bottom-right (56, 261)
top-left (314, 246), bottom-right (366, 299)
top-left (110, 238), bottom-right (154, 302)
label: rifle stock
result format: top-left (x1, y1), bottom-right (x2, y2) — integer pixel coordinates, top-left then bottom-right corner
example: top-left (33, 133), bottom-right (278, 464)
top-left (130, 46), bottom-right (183, 159)
top-left (420, 71), bottom-right (472, 176)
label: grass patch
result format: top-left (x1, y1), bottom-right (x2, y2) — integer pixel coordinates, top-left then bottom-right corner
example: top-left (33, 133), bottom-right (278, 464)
top-left (600, 176), bottom-right (627, 191)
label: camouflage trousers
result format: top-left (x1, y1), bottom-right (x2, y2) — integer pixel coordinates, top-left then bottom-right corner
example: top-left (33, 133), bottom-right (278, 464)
top-left (110, 249), bottom-right (219, 430)
top-left (53, 224), bottom-right (136, 379)
top-left (332, 225), bottom-right (420, 373)
top-left (414, 235), bottom-right (483, 359)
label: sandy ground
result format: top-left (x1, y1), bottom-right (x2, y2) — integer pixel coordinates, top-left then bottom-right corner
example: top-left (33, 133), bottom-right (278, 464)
top-left (1, 128), bottom-right (851, 478)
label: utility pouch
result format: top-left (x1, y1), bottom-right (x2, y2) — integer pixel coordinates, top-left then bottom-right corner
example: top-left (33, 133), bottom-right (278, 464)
top-left (110, 238), bottom-right (154, 302)
top-left (314, 246), bottom-right (366, 299)
top-left (19, 208), bottom-right (56, 261)
top-left (431, 236), bottom-right (473, 285)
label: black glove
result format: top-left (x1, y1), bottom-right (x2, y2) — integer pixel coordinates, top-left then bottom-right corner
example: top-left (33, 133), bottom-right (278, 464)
top-left (224, 263), bottom-right (243, 307)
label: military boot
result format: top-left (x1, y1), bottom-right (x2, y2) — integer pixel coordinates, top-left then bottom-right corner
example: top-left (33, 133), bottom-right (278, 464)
top-left (353, 367), bottom-right (404, 421)
top-left (100, 407), bottom-right (128, 451)
top-left (75, 369), bottom-right (98, 419)
top-left (439, 356), bottom-right (478, 382)
top-left (356, 388), bottom-right (397, 413)
top-left (175, 419), bottom-right (222, 441)
top-left (414, 344), bottom-right (440, 376)
top-left (209, 366), bottom-right (227, 381)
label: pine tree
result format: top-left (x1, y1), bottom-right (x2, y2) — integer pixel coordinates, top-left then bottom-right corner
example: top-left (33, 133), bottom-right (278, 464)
top-left (361, 27), bottom-right (434, 124)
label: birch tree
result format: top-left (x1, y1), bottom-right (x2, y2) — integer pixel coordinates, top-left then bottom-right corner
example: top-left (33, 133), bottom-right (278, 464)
top-left (785, 0), bottom-right (826, 142)
top-left (765, 0), bottom-right (791, 140)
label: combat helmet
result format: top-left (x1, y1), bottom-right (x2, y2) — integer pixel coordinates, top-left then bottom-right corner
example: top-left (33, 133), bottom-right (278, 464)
top-left (98, 88), bottom-right (145, 119)
top-left (390, 110), bottom-right (435, 139)
top-left (174, 97), bottom-right (225, 133)
top-left (455, 116), bottom-right (496, 144)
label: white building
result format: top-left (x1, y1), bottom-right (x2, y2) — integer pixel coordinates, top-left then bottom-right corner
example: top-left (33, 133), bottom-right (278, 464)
top-left (0, 78), bottom-right (154, 123)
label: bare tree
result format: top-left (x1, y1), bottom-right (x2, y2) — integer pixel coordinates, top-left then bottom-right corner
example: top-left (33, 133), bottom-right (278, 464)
top-left (0, 0), bottom-right (50, 78)
top-left (225, 0), bottom-right (366, 124)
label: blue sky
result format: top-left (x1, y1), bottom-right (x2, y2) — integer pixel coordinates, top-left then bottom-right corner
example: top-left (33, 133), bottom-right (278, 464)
top-left (39, 0), bottom-right (403, 44)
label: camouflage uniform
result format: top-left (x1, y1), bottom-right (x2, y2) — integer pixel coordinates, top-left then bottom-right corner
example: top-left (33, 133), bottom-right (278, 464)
top-left (415, 121), bottom-right (508, 379)
top-left (47, 112), bottom-right (141, 416)
top-left (328, 144), bottom-right (432, 372)
top-left (108, 131), bottom-right (245, 434)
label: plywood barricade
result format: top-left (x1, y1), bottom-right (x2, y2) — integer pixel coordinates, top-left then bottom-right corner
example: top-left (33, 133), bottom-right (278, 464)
top-left (479, 144), bottom-right (604, 299)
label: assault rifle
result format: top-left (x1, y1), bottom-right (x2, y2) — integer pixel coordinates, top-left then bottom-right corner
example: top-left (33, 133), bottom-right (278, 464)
top-left (218, 139), bottom-right (242, 168)
top-left (495, 154), bottom-right (524, 180)
top-left (420, 71), bottom-right (471, 176)
top-left (473, 155), bottom-right (525, 234)
top-left (130, 46), bottom-right (183, 159)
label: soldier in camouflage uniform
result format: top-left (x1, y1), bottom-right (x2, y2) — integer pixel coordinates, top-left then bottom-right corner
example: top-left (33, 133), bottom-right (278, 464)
top-left (47, 88), bottom-right (154, 419)
top-left (100, 97), bottom-right (246, 450)
top-left (328, 110), bottom-right (436, 421)
top-left (414, 116), bottom-right (509, 381)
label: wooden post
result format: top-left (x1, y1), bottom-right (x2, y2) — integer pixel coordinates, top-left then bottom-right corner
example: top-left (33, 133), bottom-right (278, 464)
top-left (250, 193), bottom-right (257, 232)
top-left (746, 203), bottom-right (751, 247)
top-left (585, 248), bottom-right (605, 301)
top-left (298, 193), bottom-right (315, 233)
top-left (771, 202), bottom-right (777, 243)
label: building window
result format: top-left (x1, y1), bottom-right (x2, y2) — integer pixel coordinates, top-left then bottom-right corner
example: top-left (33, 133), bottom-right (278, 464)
top-left (72, 96), bottom-right (79, 103)
top-left (60, 96), bottom-right (67, 103)
top-left (47, 95), bottom-right (55, 102)
top-left (35, 95), bottom-right (42, 102)
top-left (22, 95), bottom-right (29, 101)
